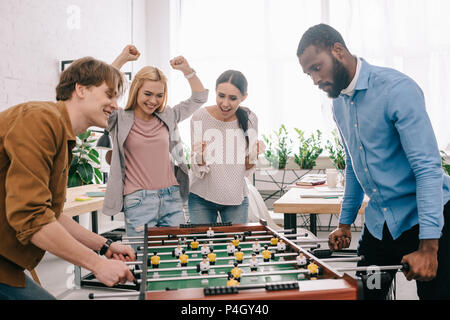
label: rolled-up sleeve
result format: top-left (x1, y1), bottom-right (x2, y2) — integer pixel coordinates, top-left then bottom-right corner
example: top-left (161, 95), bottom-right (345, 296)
top-left (4, 109), bottom-right (60, 245)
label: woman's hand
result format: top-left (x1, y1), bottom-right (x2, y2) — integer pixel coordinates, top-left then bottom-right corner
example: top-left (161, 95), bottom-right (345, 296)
top-left (170, 56), bottom-right (194, 76)
top-left (193, 141), bottom-right (206, 166)
top-left (112, 45), bottom-right (141, 69)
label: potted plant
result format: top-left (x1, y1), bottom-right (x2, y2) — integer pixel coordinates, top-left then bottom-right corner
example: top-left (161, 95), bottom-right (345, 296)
top-left (262, 124), bottom-right (292, 169)
top-left (68, 130), bottom-right (103, 187)
top-left (325, 129), bottom-right (346, 171)
top-left (293, 129), bottom-right (323, 169)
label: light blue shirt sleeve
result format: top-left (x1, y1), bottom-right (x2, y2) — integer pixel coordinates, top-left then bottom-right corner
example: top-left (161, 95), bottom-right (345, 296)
top-left (336, 127), bottom-right (365, 226)
top-left (387, 79), bottom-right (444, 239)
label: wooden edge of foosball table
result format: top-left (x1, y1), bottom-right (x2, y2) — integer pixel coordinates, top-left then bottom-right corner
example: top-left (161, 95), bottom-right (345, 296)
top-left (144, 273), bottom-right (359, 300)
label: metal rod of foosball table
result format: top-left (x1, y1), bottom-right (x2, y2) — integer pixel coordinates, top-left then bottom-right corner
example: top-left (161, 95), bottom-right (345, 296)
top-left (336, 263), bottom-right (409, 273)
top-left (121, 233), bottom-right (310, 246)
top-left (136, 243), bottom-right (320, 253)
top-left (121, 229), bottom-right (296, 241)
top-left (136, 268), bottom-right (311, 283)
top-left (136, 251), bottom-right (304, 263)
top-left (321, 256), bottom-right (364, 263)
top-left (138, 260), bottom-right (306, 273)
top-left (88, 292), bottom-right (140, 300)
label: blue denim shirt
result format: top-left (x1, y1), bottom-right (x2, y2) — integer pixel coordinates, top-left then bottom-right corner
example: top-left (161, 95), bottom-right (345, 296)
top-left (333, 59), bottom-right (450, 240)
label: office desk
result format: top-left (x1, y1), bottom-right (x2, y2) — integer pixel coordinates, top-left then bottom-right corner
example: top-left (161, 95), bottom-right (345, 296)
top-left (63, 184), bottom-right (106, 288)
top-left (273, 187), bottom-right (367, 235)
top-left (63, 184), bottom-right (106, 234)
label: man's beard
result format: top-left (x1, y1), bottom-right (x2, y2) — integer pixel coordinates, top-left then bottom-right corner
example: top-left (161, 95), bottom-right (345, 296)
top-left (327, 56), bottom-right (350, 98)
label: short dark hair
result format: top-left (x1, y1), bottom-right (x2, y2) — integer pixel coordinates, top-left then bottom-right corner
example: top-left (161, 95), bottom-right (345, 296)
top-left (56, 57), bottom-right (125, 101)
top-left (297, 23), bottom-right (348, 57)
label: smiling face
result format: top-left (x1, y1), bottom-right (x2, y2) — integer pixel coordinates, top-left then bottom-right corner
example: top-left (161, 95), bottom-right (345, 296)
top-left (134, 80), bottom-right (165, 120)
top-left (215, 82), bottom-right (247, 121)
top-left (81, 81), bottom-right (118, 128)
top-left (298, 44), bottom-right (350, 98)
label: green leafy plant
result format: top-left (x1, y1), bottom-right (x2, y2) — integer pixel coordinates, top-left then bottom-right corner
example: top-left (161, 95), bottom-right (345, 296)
top-left (68, 130), bottom-right (102, 187)
top-left (441, 150), bottom-right (450, 176)
top-left (262, 124), bottom-right (292, 169)
top-left (293, 129), bottom-right (323, 169)
top-left (183, 142), bottom-right (191, 170)
top-left (325, 129), bottom-right (346, 171)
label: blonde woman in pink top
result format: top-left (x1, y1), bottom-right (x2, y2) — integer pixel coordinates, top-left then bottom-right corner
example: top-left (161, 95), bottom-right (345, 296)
top-left (103, 46), bottom-right (208, 242)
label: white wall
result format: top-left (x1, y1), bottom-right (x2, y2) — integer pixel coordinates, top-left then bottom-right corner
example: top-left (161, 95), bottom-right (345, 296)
top-left (0, 0), bottom-right (154, 110)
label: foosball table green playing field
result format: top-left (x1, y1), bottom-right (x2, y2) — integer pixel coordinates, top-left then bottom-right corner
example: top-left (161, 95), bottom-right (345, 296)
top-left (88, 220), bottom-right (409, 300)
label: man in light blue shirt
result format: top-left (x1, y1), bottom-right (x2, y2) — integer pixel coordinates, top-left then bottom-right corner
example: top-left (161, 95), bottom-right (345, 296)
top-left (297, 24), bottom-right (450, 299)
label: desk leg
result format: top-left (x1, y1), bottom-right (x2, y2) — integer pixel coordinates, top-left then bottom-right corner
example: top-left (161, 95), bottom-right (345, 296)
top-left (91, 210), bottom-right (98, 234)
top-left (284, 214), bottom-right (297, 234)
top-left (74, 265), bottom-right (81, 289)
top-left (310, 214), bottom-right (317, 236)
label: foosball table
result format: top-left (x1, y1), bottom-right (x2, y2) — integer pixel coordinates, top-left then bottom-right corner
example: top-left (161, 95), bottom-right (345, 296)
top-left (89, 220), bottom-right (408, 300)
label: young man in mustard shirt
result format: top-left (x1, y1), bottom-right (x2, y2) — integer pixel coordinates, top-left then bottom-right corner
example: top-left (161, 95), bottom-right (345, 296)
top-left (0, 47), bottom-right (140, 299)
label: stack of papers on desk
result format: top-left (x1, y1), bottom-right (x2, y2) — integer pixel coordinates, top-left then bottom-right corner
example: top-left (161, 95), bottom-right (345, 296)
top-left (299, 186), bottom-right (344, 198)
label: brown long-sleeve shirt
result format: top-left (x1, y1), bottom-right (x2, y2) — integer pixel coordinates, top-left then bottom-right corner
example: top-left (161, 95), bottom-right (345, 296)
top-left (0, 101), bottom-right (75, 287)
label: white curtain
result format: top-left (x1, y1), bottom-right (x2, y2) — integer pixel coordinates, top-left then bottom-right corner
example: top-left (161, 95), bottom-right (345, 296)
top-left (168, 0), bottom-right (450, 151)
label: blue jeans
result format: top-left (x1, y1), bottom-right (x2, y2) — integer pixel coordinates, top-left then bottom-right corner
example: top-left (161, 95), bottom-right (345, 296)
top-left (188, 192), bottom-right (249, 224)
top-left (123, 186), bottom-right (186, 247)
top-left (0, 275), bottom-right (56, 300)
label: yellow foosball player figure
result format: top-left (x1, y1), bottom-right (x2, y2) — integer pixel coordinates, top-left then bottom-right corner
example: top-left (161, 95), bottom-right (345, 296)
top-left (190, 237), bottom-right (199, 251)
top-left (207, 248), bottom-right (217, 265)
top-left (270, 235), bottom-right (279, 246)
top-left (234, 246), bottom-right (244, 264)
top-left (231, 263), bottom-right (242, 282)
top-left (232, 235), bottom-right (240, 247)
top-left (151, 252), bottom-right (160, 269)
top-left (307, 260), bottom-right (319, 279)
top-left (227, 272), bottom-right (239, 287)
top-left (262, 245), bottom-right (272, 262)
top-left (179, 250), bottom-right (189, 267)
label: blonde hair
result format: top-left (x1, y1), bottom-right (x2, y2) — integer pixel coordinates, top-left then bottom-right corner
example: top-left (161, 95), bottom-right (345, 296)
top-left (124, 66), bottom-right (168, 112)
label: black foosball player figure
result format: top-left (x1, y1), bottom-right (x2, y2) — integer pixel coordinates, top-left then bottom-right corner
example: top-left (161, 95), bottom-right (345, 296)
top-left (262, 245), bottom-right (272, 262)
top-left (249, 253), bottom-right (259, 272)
top-left (227, 272), bottom-right (239, 287)
top-left (231, 263), bottom-right (242, 282)
top-left (234, 246), bottom-right (244, 264)
top-left (252, 239), bottom-right (261, 254)
top-left (232, 235), bottom-right (240, 247)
